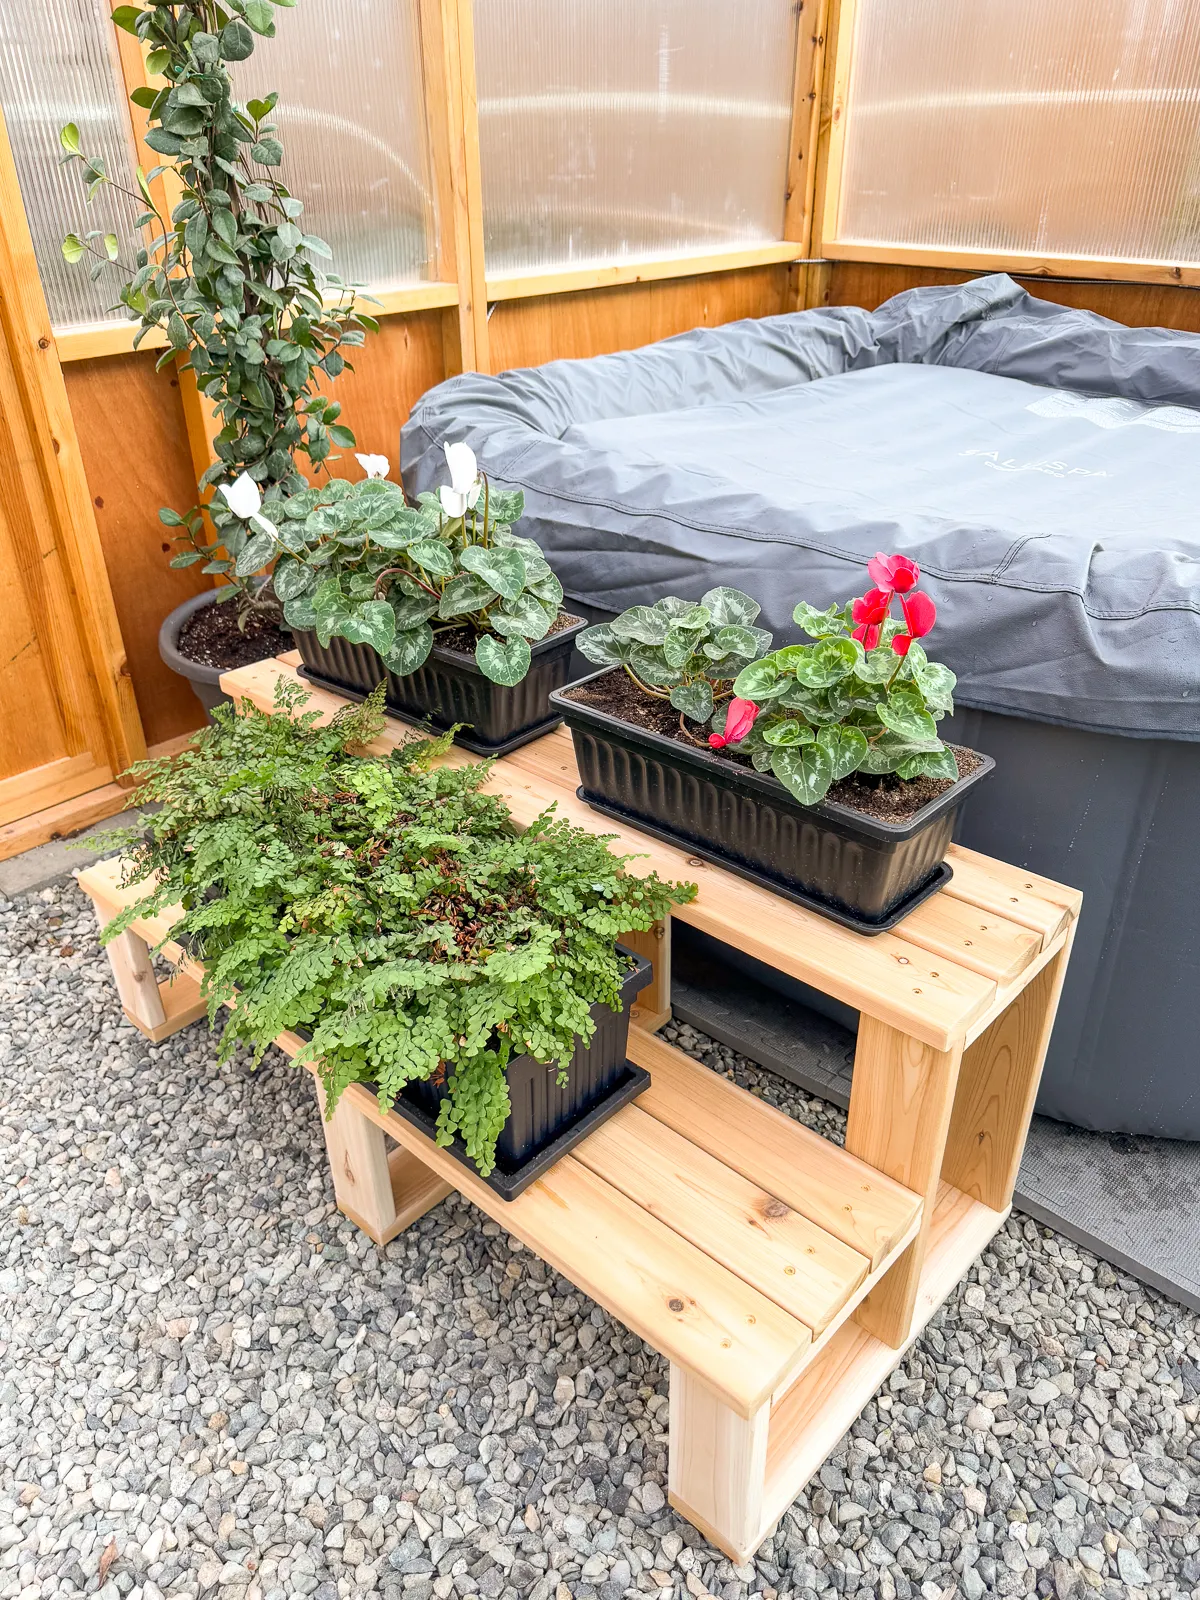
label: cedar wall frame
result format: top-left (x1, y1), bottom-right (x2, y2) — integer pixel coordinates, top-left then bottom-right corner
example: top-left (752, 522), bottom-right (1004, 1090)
top-left (2, 0), bottom-right (1199, 856)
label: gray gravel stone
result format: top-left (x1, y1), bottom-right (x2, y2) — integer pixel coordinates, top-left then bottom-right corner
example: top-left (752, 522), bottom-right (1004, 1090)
top-left (2, 881), bottom-right (1199, 1600)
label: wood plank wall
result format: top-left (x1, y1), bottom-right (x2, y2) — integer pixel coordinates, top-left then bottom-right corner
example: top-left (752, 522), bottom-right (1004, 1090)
top-left (61, 269), bottom-right (792, 748)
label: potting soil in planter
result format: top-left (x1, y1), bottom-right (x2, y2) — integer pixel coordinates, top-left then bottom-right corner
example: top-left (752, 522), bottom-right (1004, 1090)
top-left (552, 669), bottom-right (994, 933)
top-left (293, 613), bottom-right (587, 756)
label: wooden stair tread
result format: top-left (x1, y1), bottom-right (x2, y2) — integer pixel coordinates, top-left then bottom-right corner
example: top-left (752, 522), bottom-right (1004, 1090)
top-left (574, 1102), bottom-right (872, 1335)
top-left (338, 1081), bottom-right (813, 1415)
top-left (627, 1029), bottom-right (922, 1270)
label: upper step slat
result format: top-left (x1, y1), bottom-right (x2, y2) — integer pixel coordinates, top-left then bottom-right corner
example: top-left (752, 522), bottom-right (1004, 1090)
top-left (574, 1102), bottom-right (871, 1334)
top-left (627, 1029), bottom-right (922, 1270)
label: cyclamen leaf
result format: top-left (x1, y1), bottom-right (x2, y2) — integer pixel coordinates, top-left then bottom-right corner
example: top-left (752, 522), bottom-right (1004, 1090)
top-left (475, 633), bottom-right (531, 686)
top-left (897, 745), bottom-right (959, 783)
top-left (491, 593), bottom-right (553, 640)
top-left (770, 743), bottom-right (835, 807)
top-left (732, 658), bottom-right (778, 700)
top-left (792, 600), bottom-right (848, 638)
top-left (912, 658), bottom-right (956, 714)
top-left (271, 557), bottom-right (315, 601)
top-left (438, 571), bottom-right (498, 618)
top-left (877, 694), bottom-right (939, 744)
top-left (702, 587), bottom-right (761, 628)
top-left (524, 564), bottom-right (564, 608)
top-left (235, 529), bottom-right (275, 575)
top-left (408, 539), bottom-right (456, 578)
top-left (381, 624), bottom-right (433, 676)
top-left (662, 626), bottom-right (699, 671)
top-left (389, 592), bottom-right (440, 631)
top-left (611, 605), bottom-right (669, 646)
top-left (627, 643), bottom-right (682, 688)
top-left (714, 623), bottom-right (771, 660)
top-left (459, 544), bottom-right (526, 602)
top-left (815, 724), bottom-right (868, 782)
top-left (576, 623), bottom-right (628, 668)
top-left (337, 601), bottom-right (396, 657)
top-left (282, 595), bottom-right (319, 630)
top-left (669, 680), bottom-right (713, 723)
top-left (762, 719), bottom-right (812, 748)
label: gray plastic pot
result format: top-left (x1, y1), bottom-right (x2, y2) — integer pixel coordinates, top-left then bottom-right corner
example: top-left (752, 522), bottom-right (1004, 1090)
top-left (158, 589), bottom-right (232, 721)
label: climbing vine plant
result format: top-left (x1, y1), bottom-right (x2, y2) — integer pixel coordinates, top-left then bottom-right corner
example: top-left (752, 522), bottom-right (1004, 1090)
top-left (60, 0), bottom-right (377, 613)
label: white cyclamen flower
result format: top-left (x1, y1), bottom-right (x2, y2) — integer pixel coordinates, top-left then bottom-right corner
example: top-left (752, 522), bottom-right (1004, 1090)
top-left (218, 472), bottom-right (276, 540)
top-left (355, 452), bottom-right (390, 480)
top-left (439, 440), bottom-right (482, 518)
top-left (218, 472), bottom-right (262, 520)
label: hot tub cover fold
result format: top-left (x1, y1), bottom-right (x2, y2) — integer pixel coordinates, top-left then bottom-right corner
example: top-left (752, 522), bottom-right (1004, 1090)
top-left (402, 275), bottom-right (1200, 740)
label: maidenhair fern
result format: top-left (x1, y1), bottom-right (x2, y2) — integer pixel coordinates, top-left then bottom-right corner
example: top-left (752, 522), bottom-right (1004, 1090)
top-left (104, 681), bottom-right (693, 1173)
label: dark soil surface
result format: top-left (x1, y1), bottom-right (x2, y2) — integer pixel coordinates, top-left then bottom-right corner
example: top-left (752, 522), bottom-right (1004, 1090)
top-left (177, 596), bottom-right (291, 671)
top-left (432, 611), bottom-right (582, 658)
top-left (564, 667), bottom-right (982, 823)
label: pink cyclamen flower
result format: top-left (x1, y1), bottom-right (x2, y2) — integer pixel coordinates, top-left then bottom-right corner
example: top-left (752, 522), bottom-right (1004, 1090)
top-left (892, 590), bottom-right (937, 656)
top-left (850, 587), bottom-right (891, 650)
top-left (867, 552), bottom-right (920, 595)
top-left (709, 697), bottom-right (760, 749)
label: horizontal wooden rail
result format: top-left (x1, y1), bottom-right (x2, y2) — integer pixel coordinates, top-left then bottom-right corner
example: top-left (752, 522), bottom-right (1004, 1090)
top-left (484, 241), bottom-right (810, 301)
top-left (822, 240), bottom-right (1200, 289)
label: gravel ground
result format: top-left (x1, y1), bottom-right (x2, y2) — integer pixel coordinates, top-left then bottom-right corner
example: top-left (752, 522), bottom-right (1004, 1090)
top-left (2, 879), bottom-right (1199, 1600)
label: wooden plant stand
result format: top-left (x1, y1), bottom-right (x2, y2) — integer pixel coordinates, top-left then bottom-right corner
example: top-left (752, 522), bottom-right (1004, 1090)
top-left (76, 654), bottom-right (1081, 1564)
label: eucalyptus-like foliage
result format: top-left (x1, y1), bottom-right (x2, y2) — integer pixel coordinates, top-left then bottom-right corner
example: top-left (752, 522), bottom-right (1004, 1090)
top-left (577, 588), bottom-right (773, 726)
top-left (102, 681), bottom-right (693, 1174)
top-left (271, 463), bottom-right (566, 686)
top-left (60, 0), bottom-right (376, 615)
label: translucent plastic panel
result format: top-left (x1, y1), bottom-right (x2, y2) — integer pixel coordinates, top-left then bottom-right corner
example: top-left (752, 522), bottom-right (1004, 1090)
top-left (837, 0), bottom-right (1200, 264)
top-left (233, 0), bottom-right (437, 288)
top-left (474, 0), bottom-right (798, 275)
top-left (0, 0), bottom-right (141, 328)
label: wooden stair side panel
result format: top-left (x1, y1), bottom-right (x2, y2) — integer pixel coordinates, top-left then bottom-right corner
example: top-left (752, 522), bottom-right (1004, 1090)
top-left (627, 1029), bottom-right (922, 1270)
top-left (761, 1183), bottom-right (1008, 1530)
top-left (573, 1103), bottom-right (871, 1334)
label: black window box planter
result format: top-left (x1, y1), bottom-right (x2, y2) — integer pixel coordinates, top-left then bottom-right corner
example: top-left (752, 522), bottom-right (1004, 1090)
top-left (396, 946), bottom-right (653, 1199)
top-left (550, 670), bottom-right (995, 934)
top-left (292, 616), bottom-right (587, 756)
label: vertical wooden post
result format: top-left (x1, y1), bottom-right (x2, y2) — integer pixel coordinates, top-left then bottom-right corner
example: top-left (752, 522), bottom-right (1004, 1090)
top-left (782, 0), bottom-right (830, 310)
top-left (667, 1365), bottom-right (771, 1564)
top-left (809, 0), bottom-right (857, 269)
top-left (844, 1018), bottom-right (964, 1347)
top-left (942, 930), bottom-right (1075, 1211)
top-left (88, 896), bottom-right (168, 1034)
top-left (312, 1078), bottom-right (400, 1245)
top-left (623, 918), bottom-right (672, 1033)
top-left (419, 0), bottom-right (490, 375)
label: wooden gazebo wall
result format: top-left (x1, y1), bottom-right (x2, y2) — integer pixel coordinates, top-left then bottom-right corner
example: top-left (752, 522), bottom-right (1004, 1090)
top-left (3, 0), bottom-right (1199, 858)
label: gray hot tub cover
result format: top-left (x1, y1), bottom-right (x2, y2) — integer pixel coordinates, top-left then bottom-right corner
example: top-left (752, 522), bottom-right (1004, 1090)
top-left (402, 275), bottom-right (1200, 740)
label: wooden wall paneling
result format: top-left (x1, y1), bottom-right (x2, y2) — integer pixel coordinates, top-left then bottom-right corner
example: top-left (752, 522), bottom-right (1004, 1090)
top-left (0, 110), bottom-right (146, 821)
top-left (331, 310), bottom-right (450, 474)
top-left (63, 354), bottom-right (212, 747)
top-left (486, 266), bottom-right (793, 371)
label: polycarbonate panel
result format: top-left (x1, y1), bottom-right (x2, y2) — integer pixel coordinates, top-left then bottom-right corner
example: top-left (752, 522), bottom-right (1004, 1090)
top-left (233, 0), bottom-right (437, 288)
top-left (474, 0), bottom-right (798, 276)
top-left (837, 0), bottom-right (1200, 264)
top-left (0, 0), bottom-right (141, 328)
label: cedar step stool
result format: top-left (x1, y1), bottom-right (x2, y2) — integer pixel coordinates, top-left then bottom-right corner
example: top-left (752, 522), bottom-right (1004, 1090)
top-left (76, 653), bottom-right (1081, 1564)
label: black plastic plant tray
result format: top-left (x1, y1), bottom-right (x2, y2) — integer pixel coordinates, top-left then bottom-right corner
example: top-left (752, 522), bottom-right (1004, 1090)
top-left (551, 669), bottom-right (994, 933)
top-left (381, 1062), bottom-right (651, 1201)
top-left (579, 790), bottom-right (955, 934)
top-left (294, 664), bottom-right (567, 758)
top-left (292, 617), bottom-right (586, 756)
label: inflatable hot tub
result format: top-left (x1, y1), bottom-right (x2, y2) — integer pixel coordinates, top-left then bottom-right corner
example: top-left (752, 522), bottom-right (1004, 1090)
top-left (402, 275), bottom-right (1200, 1139)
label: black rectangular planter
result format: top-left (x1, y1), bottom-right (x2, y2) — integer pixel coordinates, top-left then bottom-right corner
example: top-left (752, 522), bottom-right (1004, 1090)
top-left (550, 670), bottom-right (995, 934)
top-left (292, 617), bottom-right (586, 756)
top-left (396, 947), bottom-right (653, 1198)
